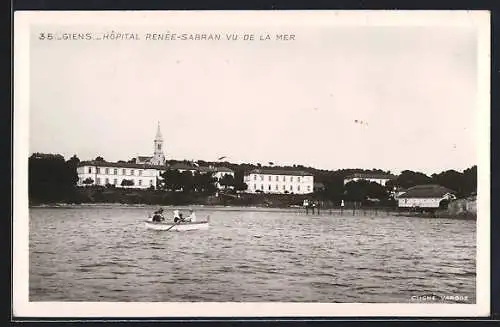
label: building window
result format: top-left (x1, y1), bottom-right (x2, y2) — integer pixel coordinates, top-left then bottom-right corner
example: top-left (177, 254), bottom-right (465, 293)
top-left (298, 177), bottom-right (301, 182)
top-left (254, 184), bottom-right (256, 190)
top-left (290, 185), bottom-right (293, 191)
top-left (138, 180), bottom-right (142, 186)
top-left (131, 170), bottom-right (135, 176)
top-left (283, 176), bottom-right (285, 182)
top-left (298, 185), bottom-right (301, 191)
top-left (150, 180), bottom-right (153, 186)
top-left (105, 178), bottom-right (109, 185)
top-left (88, 167), bottom-right (92, 174)
top-left (307, 186), bottom-right (311, 191)
top-left (114, 179), bottom-right (117, 185)
top-left (268, 176), bottom-right (271, 181)
top-left (96, 178), bottom-right (101, 185)
top-left (105, 168), bottom-right (109, 174)
top-left (254, 175), bottom-right (257, 180)
top-left (268, 185), bottom-right (271, 190)
top-left (283, 185), bottom-right (286, 190)
top-left (114, 169), bottom-right (117, 175)
top-left (261, 184), bottom-right (263, 190)
top-left (276, 176), bottom-right (279, 181)
top-left (290, 176), bottom-right (293, 182)
top-left (96, 167), bottom-right (101, 174)
top-left (260, 176), bottom-right (264, 181)
top-left (275, 184), bottom-right (278, 190)
top-left (139, 170), bottom-right (142, 176)
top-left (122, 169), bottom-right (126, 175)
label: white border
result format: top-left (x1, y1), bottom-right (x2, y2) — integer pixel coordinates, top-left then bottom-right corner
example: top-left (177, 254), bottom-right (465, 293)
top-left (13, 10), bottom-right (491, 318)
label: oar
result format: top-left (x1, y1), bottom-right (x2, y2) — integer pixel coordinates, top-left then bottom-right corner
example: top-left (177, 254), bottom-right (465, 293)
top-left (165, 220), bottom-right (182, 231)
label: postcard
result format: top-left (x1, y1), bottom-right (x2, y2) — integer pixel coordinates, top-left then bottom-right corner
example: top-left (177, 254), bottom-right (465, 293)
top-left (13, 10), bottom-right (490, 318)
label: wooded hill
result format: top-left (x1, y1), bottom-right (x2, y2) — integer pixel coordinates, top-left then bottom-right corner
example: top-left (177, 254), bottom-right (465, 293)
top-left (28, 153), bottom-right (477, 205)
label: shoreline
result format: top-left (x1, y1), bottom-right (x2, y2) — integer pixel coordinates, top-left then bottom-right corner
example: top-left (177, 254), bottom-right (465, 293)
top-left (28, 202), bottom-right (477, 220)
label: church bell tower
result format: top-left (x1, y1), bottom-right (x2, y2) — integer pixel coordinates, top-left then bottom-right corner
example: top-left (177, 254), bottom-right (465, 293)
top-left (151, 121), bottom-right (166, 165)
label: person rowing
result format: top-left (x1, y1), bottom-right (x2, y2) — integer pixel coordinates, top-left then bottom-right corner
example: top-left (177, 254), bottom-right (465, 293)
top-left (152, 207), bottom-right (165, 222)
top-left (173, 209), bottom-right (184, 223)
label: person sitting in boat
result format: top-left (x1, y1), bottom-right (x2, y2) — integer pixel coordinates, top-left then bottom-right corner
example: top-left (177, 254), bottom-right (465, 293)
top-left (152, 208), bottom-right (165, 222)
top-left (187, 209), bottom-right (197, 222)
top-left (173, 209), bottom-right (184, 223)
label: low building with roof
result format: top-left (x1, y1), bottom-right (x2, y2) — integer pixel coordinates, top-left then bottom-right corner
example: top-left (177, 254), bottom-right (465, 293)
top-left (343, 172), bottom-right (396, 186)
top-left (244, 168), bottom-right (314, 194)
top-left (397, 184), bottom-right (456, 208)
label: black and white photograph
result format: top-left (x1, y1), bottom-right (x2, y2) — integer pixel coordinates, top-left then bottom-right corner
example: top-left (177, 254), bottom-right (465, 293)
top-left (13, 10), bottom-right (490, 317)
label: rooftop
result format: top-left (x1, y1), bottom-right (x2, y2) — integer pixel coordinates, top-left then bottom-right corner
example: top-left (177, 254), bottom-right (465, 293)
top-left (79, 160), bottom-right (164, 170)
top-left (345, 173), bottom-right (397, 180)
top-left (167, 163), bottom-right (234, 173)
top-left (136, 156), bottom-right (153, 161)
top-left (169, 163), bottom-right (198, 170)
top-left (398, 184), bottom-right (455, 199)
top-left (246, 168), bottom-right (313, 176)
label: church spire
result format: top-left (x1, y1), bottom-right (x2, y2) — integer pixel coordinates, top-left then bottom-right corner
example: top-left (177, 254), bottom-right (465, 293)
top-left (156, 121), bottom-right (162, 140)
top-left (151, 121), bottom-right (165, 166)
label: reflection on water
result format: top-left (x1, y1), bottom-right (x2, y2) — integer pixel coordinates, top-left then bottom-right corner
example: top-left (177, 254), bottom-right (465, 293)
top-left (29, 206), bottom-right (476, 302)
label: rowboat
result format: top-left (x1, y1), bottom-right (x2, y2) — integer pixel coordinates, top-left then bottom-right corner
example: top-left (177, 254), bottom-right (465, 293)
top-left (144, 219), bottom-right (210, 231)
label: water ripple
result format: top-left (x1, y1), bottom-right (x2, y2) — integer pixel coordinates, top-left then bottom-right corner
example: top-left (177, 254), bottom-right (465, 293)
top-left (29, 206), bottom-right (476, 303)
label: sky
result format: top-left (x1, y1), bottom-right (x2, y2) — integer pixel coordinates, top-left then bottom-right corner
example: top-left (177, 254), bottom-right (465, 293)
top-left (28, 17), bottom-right (481, 176)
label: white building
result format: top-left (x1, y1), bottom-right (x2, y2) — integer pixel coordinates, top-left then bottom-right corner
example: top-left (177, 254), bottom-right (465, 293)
top-left (77, 122), bottom-right (166, 189)
top-left (397, 184), bottom-right (456, 208)
top-left (343, 173), bottom-right (396, 186)
top-left (75, 121), bottom-right (233, 190)
top-left (77, 161), bottom-right (160, 189)
top-left (244, 169), bottom-right (314, 194)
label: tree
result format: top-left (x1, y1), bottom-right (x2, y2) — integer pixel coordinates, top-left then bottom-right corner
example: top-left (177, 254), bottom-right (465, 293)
top-left (128, 158), bottom-right (137, 163)
top-left (66, 155), bottom-right (80, 186)
top-left (365, 181), bottom-right (389, 200)
top-left (390, 170), bottom-right (433, 189)
top-left (180, 170), bottom-right (195, 192)
top-left (29, 153), bottom-right (79, 202)
top-left (462, 165), bottom-right (477, 196)
top-left (194, 172), bottom-right (217, 194)
top-left (234, 181), bottom-right (248, 192)
top-left (68, 154), bottom-right (80, 164)
top-left (219, 174), bottom-right (235, 189)
top-left (95, 156), bottom-right (105, 162)
top-left (160, 169), bottom-right (183, 191)
top-left (82, 177), bottom-right (94, 186)
top-left (121, 179), bottom-right (134, 187)
top-left (231, 170), bottom-right (248, 192)
top-left (344, 180), bottom-right (389, 204)
top-left (431, 170), bottom-right (463, 195)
